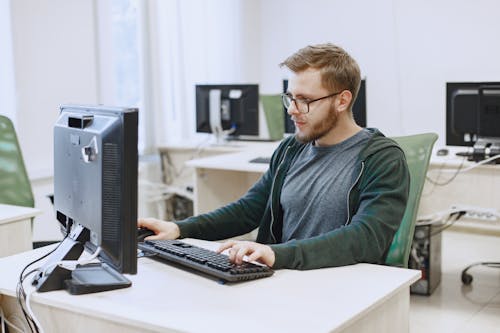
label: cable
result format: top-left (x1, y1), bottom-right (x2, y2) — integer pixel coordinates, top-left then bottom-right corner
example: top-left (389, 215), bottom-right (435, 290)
top-left (40, 246), bottom-right (102, 278)
top-left (17, 269), bottom-right (40, 333)
top-left (416, 207), bottom-right (468, 226)
top-left (14, 242), bottom-right (99, 333)
top-left (416, 209), bottom-right (467, 237)
top-left (430, 211), bottom-right (466, 236)
top-left (425, 155), bottom-right (466, 186)
top-left (25, 290), bottom-right (44, 333)
top-left (16, 239), bottom-right (67, 333)
top-left (426, 153), bottom-right (500, 187)
top-left (17, 252), bottom-right (59, 333)
top-left (453, 153), bottom-right (500, 173)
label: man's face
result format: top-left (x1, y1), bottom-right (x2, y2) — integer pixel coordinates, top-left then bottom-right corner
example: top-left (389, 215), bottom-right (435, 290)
top-left (287, 68), bottom-right (339, 144)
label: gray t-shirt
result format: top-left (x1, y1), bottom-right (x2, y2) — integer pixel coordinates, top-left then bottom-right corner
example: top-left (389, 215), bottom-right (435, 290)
top-left (280, 129), bottom-right (372, 242)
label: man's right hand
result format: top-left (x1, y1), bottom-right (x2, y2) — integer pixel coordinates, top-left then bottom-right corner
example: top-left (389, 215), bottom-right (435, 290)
top-left (137, 217), bottom-right (180, 241)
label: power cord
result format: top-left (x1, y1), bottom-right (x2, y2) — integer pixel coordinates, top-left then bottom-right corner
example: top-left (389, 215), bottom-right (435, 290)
top-left (416, 208), bottom-right (467, 236)
top-left (429, 211), bottom-right (466, 236)
top-left (25, 290), bottom-right (44, 333)
top-left (15, 239), bottom-right (100, 333)
top-left (426, 153), bottom-right (500, 186)
top-left (40, 247), bottom-right (102, 278)
top-left (16, 245), bottom-right (61, 333)
top-left (425, 155), bottom-right (466, 186)
top-left (416, 207), bottom-right (467, 226)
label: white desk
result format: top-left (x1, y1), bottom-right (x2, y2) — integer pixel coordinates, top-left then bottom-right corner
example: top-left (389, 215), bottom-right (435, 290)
top-left (419, 147), bottom-right (500, 235)
top-left (159, 141), bottom-right (278, 215)
top-left (186, 147), bottom-right (500, 235)
top-left (0, 239), bottom-right (420, 333)
top-left (158, 141), bottom-right (278, 186)
top-left (0, 204), bottom-right (42, 257)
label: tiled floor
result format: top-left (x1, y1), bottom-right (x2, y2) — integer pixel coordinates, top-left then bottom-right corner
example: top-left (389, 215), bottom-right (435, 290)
top-left (410, 229), bottom-right (500, 333)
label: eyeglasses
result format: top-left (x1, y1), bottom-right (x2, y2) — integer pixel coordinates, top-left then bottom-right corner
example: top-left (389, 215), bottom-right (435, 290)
top-left (281, 91), bottom-right (342, 114)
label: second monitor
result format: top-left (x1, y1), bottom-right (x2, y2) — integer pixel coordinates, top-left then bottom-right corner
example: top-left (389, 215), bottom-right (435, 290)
top-left (195, 84), bottom-right (260, 141)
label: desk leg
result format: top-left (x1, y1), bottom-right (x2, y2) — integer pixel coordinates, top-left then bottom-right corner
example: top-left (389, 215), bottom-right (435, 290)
top-left (339, 288), bottom-right (410, 333)
top-left (1, 294), bottom-right (32, 332)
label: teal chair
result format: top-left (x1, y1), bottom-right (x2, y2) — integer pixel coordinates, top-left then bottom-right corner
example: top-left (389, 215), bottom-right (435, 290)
top-left (385, 133), bottom-right (438, 268)
top-left (260, 94), bottom-right (285, 140)
top-left (0, 115), bottom-right (35, 208)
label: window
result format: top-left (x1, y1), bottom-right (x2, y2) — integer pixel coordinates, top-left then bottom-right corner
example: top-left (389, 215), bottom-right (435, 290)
top-left (97, 0), bottom-right (145, 151)
top-left (0, 0), bottom-right (16, 122)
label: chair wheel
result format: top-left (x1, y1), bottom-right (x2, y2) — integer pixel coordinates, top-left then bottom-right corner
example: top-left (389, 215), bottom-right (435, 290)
top-left (461, 272), bottom-right (473, 285)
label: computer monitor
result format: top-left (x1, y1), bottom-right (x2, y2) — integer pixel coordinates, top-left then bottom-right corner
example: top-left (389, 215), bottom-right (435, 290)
top-left (283, 79), bottom-right (367, 136)
top-left (446, 82), bottom-right (500, 161)
top-left (352, 79), bottom-right (367, 128)
top-left (195, 84), bottom-right (259, 140)
top-left (446, 82), bottom-right (500, 145)
top-left (32, 104), bottom-right (138, 294)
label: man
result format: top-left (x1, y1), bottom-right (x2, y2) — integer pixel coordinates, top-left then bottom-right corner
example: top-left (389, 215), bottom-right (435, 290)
top-left (138, 43), bottom-right (410, 270)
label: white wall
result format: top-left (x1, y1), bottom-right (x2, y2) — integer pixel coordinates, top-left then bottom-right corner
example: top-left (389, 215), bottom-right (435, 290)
top-left (148, 0), bottom-right (260, 146)
top-left (0, 0), bottom-right (16, 123)
top-left (10, 0), bottom-right (99, 241)
top-left (254, 0), bottom-right (500, 145)
top-left (8, 0), bottom-right (500, 241)
top-left (11, 0), bottom-right (99, 178)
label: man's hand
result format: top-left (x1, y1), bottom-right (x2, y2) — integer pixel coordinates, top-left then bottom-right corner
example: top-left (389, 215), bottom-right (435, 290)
top-left (217, 240), bottom-right (275, 267)
top-left (137, 217), bottom-right (180, 241)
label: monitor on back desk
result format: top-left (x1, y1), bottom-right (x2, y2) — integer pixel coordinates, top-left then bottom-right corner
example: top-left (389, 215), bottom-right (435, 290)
top-left (446, 82), bottom-right (500, 163)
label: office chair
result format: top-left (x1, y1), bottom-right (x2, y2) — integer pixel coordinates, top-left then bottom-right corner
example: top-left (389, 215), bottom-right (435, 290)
top-left (385, 133), bottom-right (438, 268)
top-left (461, 260), bottom-right (500, 285)
top-left (0, 115), bottom-right (35, 208)
top-left (260, 94), bottom-right (284, 140)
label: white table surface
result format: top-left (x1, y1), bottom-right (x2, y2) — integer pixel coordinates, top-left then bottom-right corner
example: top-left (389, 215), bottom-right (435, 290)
top-left (0, 239), bottom-right (420, 333)
top-left (0, 204), bottom-right (41, 225)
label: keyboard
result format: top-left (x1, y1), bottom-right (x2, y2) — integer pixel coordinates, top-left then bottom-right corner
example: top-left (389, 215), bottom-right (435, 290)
top-left (138, 240), bottom-right (274, 282)
top-left (249, 156), bottom-right (271, 164)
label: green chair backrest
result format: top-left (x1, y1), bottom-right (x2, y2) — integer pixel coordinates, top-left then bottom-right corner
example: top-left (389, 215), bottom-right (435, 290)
top-left (385, 133), bottom-right (438, 268)
top-left (0, 115), bottom-right (35, 208)
top-left (260, 94), bottom-right (285, 140)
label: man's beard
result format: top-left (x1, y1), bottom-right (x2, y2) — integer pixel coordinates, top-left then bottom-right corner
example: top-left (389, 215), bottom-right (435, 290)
top-left (295, 106), bottom-right (338, 144)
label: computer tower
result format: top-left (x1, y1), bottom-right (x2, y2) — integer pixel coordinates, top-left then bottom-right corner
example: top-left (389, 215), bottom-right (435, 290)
top-left (409, 224), bottom-right (442, 295)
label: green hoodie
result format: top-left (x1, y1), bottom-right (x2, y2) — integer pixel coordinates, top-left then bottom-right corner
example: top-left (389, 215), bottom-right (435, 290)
top-left (176, 128), bottom-right (410, 270)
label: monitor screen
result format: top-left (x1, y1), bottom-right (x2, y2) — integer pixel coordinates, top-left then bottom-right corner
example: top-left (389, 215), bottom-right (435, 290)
top-left (283, 78), bottom-right (367, 135)
top-left (446, 82), bottom-right (500, 146)
top-left (352, 79), bottom-right (367, 128)
top-left (195, 84), bottom-right (259, 138)
top-left (33, 104), bottom-right (138, 293)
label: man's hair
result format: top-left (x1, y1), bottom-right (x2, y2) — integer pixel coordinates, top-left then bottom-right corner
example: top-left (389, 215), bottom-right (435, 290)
top-left (280, 43), bottom-right (361, 109)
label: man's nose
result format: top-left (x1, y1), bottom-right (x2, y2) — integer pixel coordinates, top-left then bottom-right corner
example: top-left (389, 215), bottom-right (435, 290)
top-left (287, 101), bottom-right (300, 115)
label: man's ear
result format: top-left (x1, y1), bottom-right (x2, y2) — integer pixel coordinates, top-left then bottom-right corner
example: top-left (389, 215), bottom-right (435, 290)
top-left (336, 90), bottom-right (353, 112)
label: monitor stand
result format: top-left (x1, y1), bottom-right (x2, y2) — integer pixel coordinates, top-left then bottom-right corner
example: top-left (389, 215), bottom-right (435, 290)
top-left (32, 224), bottom-right (131, 294)
top-left (470, 137), bottom-right (500, 163)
